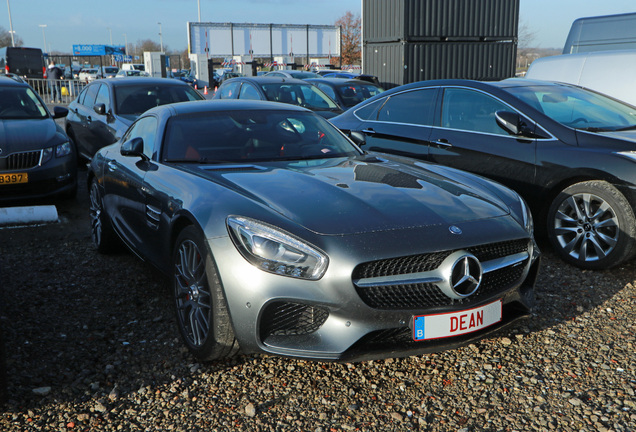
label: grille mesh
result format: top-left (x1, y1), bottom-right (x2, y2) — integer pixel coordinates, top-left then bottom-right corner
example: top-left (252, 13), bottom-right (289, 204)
top-left (260, 302), bottom-right (329, 340)
top-left (353, 239), bottom-right (529, 310)
top-left (4, 151), bottom-right (41, 170)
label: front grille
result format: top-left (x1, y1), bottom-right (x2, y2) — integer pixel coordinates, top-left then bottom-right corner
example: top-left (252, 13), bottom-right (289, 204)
top-left (353, 239), bottom-right (529, 310)
top-left (260, 302), bottom-right (329, 340)
top-left (2, 150), bottom-right (42, 170)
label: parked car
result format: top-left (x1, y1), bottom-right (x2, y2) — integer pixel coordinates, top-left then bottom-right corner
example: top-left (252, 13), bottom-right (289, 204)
top-left (169, 70), bottom-right (198, 88)
top-left (87, 100), bottom-right (539, 362)
top-left (0, 76), bottom-right (76, 201)
top-left (0, 47), bottom-right (45, 79)
top-left (115, 69), bottom-right (150, 78)
top-left (100, 66), bottom-right (119, 79)
top-left (331, 78), bottom-right (636, 270)
top-left (322, 72), bottom-right (382, 87)
top-left (65, 77), bottom-right (204, 161)
top-left (121, 63), bottom-right (145, 72)
top-left (78, 68), bottom-right (99, 82)
top-left (265, 70), bottom-right (321, 79)
top-left (306, 78), bottom-right (384, 109)
top-left (213, 76), bottom-right (342, 118)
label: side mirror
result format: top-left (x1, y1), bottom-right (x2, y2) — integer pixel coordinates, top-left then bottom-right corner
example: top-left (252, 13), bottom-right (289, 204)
top-left (349, 131), bottom-right (367, 147)
top-left (495, 110), bottom-right (535, 137)
top-left (120, 137), bottom-right (148, 160)
top-left (52, 106), bottom-right (69, 119)
top-left (93, 103), bottom-right (107, 116)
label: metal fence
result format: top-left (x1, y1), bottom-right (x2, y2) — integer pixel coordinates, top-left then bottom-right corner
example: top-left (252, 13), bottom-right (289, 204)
top-left (25, 78), bottom-right (88, 105)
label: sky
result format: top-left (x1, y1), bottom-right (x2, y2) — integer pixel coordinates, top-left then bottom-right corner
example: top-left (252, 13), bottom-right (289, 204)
top-left (3, 0), bottom-right (636, 54)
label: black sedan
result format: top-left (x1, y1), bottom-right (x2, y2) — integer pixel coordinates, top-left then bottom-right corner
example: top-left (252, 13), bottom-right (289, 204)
top-left (0, 76), bottom-right (76, 201)
top-left (65, 77), bottom-right (203, 161)
top-left (331, 78), bottom-right (636, 270)
top-left (88, 100), bottom-right (539, 362)
top-left (306, 77), bottom-right (384, 109)
top-left (213, 76), bottom-right (343, 119)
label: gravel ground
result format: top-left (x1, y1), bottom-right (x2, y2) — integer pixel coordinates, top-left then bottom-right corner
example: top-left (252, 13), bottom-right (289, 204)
top-left (0, 172), bottom-right (634, 432)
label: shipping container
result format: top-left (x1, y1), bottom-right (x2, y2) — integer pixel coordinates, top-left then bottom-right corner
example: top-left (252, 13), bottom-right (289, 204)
top-left (364, 41), bottom-right (517, 88)
top-left (363, 0), bottom-right (519, 43)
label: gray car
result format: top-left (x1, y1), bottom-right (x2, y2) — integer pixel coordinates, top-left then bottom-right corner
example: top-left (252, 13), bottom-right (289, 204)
top-left (88, 100), bottom-right (539, 362)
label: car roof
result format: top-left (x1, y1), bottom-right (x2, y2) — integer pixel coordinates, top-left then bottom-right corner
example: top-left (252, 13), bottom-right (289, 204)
top-left (306, 78), bottom-right (378, 86)
top-left (93, 77), bottom-right (192, 87)
top-left (224, 76), bottom-right (311, 85)
top-left (146, 99), bottom-right (311, 117)
top-left (0, 76), bottom-right (29, 87)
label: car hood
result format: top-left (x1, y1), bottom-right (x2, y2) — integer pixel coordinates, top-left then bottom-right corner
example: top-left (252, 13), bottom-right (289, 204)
top-left (0, 118), bottom-right (61, 152)
top-left (189, 156), bottom-right (511, 235)
top-left (596, 130), bottom-right (636, 144)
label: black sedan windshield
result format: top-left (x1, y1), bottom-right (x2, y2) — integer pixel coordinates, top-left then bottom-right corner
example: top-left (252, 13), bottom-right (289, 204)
top-left (163, 110), bottom-right (359, 162)
top-left (115, 85), bottom-right (202, 115)
top-left (0, 87), bottom-right (48, 119)
top-left (505, 84), bottom-right (636, 131)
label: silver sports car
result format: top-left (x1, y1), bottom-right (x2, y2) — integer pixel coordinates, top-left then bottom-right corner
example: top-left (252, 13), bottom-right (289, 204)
top-left (88, 100), bottom-right (540, 362)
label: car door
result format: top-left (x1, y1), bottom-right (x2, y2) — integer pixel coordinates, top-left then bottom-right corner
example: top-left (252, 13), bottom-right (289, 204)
top-left (103, 116), bottom-right (158, 254)
top-left (428, 87), bottom-right (537, 194)
top-left (69, 83), bottom-right (100, 158)
top-left (358, 87), bottom-right (439, 159)
top-left (85, 83), bottom-right (118, 157)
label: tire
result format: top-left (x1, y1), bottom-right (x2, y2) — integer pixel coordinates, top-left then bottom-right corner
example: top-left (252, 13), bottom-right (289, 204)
top-left (173, 226), bottom-right (239, 361)
top-left (547, 180), bottom-right (636, 270)
top-left (88, 179), bottom-right (120, 253)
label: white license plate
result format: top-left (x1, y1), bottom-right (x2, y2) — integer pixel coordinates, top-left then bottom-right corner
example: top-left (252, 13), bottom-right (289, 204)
top-left (412, 300), bottom-right (502, 341)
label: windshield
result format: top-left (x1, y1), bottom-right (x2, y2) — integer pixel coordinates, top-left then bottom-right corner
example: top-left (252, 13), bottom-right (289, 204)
top-left (260, 83), bottom-right (339, 110)
top-left (115, 84), bottom-right (202, 115)
top-left (505, 84), bottom-right (636, 131)
top-left (336, 83), bottom-right (384, 108)
top-left (162, 110), bottom-right (360, 163)
top-left (0, 86), bottom-right (48, 119)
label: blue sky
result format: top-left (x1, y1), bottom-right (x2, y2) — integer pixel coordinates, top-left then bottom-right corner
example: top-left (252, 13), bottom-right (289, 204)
top-left (3, 0), bottom-right (636, 53)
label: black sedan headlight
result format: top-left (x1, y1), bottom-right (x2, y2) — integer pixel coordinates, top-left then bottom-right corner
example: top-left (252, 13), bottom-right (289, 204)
top-left (227, 216), bottom-right (328, 280)
top-left (41, 141), bottom-right (72, 164)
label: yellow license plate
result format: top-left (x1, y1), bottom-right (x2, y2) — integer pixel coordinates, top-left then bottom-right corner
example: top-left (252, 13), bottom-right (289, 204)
top-left (0, 173), bottom-right (28, 185)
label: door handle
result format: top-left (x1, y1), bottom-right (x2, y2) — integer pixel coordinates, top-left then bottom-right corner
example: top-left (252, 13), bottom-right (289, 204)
top-left (86, 116), bottom-right (92, 123)
top-left (107, 161), bottom-right (117, 172)
top-left (362, 128), bottom-right (376, 135)
top-left (433, 138), bottom-right (452, 148)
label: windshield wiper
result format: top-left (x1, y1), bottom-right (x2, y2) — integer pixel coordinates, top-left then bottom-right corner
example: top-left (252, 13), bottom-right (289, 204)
top-left (614, 125), bottom-right (636, 131)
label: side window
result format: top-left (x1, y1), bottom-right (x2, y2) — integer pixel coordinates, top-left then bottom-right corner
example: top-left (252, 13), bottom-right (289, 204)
top-left (441, 88), bottom-right (510, 135)
top-left (94, 84), bottom-right (110, 113)
top-left (377, 89), bottom-right (437, 126)
top-left (122, 116), bottom-right (158, 159)
top-left (82, 84), bottom-right (100, 107)
top-left (238, 83), bottom-right (261, 100)
top-left (218, 81), bottom-right (240, 99)
top-left (316, 83), bottom-right (336, 100)
top-left (355, 97), bottom-right (386, 120)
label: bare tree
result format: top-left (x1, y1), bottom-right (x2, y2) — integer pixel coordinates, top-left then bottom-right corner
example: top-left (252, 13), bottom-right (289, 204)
top-left (335, 11), bottom-right (361, 66)
top-left (518, 20), bottom-right (537, 49)
top-left (0, 26), bottom-right (23, 48)
top-left (131, 39), bottom-right (164, 58)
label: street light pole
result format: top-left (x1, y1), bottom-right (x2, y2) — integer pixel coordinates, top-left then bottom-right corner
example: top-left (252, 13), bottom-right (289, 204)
top-left (107, 27), bottom-right (113, 45)
top-left (39, 24), bottom-right (48, 54)
top-left (197, 0), bottom-right (201, 22)
top-left (6, 0), bottom-right (15, 47)
top-left (158, 22), bottom-right (163, 52)
top-left (123, 33), bottom-right (128, 56)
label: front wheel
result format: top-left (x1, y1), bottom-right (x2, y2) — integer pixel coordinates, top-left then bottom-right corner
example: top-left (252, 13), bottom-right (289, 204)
top-left (88, 179), bottom-right (120, 253)
top-left (547, 180), bottom-right (636, 269)
top-left (173, 226), bottom-right (239, 361)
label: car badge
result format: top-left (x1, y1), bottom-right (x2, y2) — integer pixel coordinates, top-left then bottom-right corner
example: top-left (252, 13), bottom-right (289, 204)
top-left (437, 251), bottom-right (483, 300)
top-left (0, 148), bottom-right (3, 155)
top-left (449, 225), bottom-right (462, 235)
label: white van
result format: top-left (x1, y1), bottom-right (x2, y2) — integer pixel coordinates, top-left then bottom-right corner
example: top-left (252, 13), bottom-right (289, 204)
top-left (525, 50), bottom-right (636, 107)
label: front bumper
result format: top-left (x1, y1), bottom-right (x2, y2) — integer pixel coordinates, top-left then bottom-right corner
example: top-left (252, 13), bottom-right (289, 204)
top-left (0, 154), bottom-right (77, 202)
top-left (211, 218), bottom-right (540, 362)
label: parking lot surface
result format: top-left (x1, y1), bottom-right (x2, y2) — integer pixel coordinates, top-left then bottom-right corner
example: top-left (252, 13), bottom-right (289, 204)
top-left (0, 171), bottom-right (634, 431)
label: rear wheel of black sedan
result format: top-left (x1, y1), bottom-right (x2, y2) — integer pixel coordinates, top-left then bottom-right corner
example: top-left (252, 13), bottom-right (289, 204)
top-left (547, 181), bottom-right (636, 270)
top-left (89, 179), bottom-right (120, 253)
top-left (173, 226), bottom-right (239, 361)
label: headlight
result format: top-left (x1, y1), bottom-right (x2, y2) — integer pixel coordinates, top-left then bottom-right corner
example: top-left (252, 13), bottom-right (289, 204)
top-left (616, 151), bottom-right (636, 162)
top-left (41, 147), bottom-right (53, 164)
top-left (55, 141), bottom-right (72, 158)
top-left (227, 216), bottom-right (328, 280)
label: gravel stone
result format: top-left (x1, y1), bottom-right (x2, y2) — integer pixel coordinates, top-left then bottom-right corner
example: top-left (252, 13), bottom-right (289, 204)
top-left (0, 172), bottom-right (635, 431)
